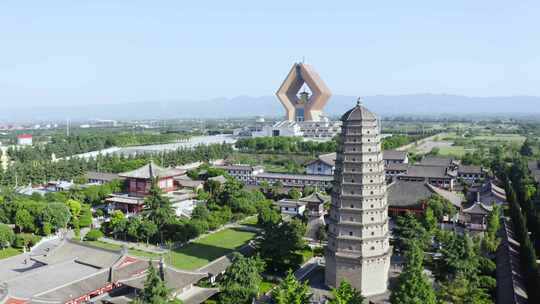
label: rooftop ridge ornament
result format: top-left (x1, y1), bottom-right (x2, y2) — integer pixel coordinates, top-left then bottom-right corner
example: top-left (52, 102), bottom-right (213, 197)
top-left (276, 62), bottom-right (332, 122)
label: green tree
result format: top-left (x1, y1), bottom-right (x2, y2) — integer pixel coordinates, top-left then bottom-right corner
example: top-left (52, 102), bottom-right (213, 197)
top-left (0, 223), bottom-right (15, 249)
top-left (219, 253), bottom-right (265, 304)
top-left (136, 261), bottom-right (180, 304)
top-left (78, 204), bottom-right (92, 228)
top-left (288, 188), bottom-right (302, 200)
top-left (143, 178), bottom-right (174, 231)
top-left (257, 205), bottom-right (281, 231)
top-left (258, 218), bottom-right (306, 272)
top-left (139, 220), bottom-right (158, 245)
top-left (438, 273), bottom-right (491, 304)
top-left (271, 270), bottom-right (311, 304)
top-left (85, 229), bottom-right (104, 241)
top-left (520, 139), bottom-right (534, 157)
top-left (127, 217), bottom-right (142, 241)
top-left (328, 281), bottom-right (364, 304)
top-left (482, 205), bottom-right (501, 253)
top-left (65, 199), bottom-right (82, 219)
top-left (315, 225), bottom-right (327, 244)
top-left (391, 241), bottom-right (437, 304)
top-left (422, 207), bottom-right (437, 233)
top-left (426, 195), bottom-right (457, 221)
top-left (42, 202), bottom-right (71, 230)
top-left (393, 213), bottom-right (430, 253)
top-left (15, 209), bottom-right (35, 233)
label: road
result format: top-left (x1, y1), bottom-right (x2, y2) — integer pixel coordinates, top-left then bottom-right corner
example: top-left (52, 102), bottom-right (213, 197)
top-left (396, 132), bottom-right (450, 154)
top-left (65, 134), bottom-right (238, 160)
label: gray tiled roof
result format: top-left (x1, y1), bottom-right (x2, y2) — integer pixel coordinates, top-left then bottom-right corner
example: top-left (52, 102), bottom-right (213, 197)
top-left (387, 180), bottom-right (462, 208)
top-left (299, 192), bottom-right (330, 204)
top-left (31, 269), bottom-right (110, 303)
top-left (496, 219), bottom-right (528, 304)
top-left (385, 163), bottom-right (409, 171)
top-left (309, 150), bottom-right (406, 168)
top-left (418, 156), bottom-right (455, 167)
top-left (85, 171), bottom-right (122, 182)
top-left (458, 165), bottom-right (484, 174)
top-left (462, 202), bottom-right (492, 215)
top-left (383, 150), bottom-right (408, 160)
top-left (119, 264), bottom-right (207, 292)
top-left (4, 259), bottom-right (101, 299)
top-left (119, 161), bottom-right (184, 179)
top-left (257, 172), bottom-right (333, 181)
top-left (181, 286), bottom-right (220, 304)
top-left (341, 103), bottom-right (377, 121)
top-left (387, 180), bottom-right (434, 208)
top-left (402, 165), bottom-right (450, 178)
top-left (33, 240), bottom-right (122, 269)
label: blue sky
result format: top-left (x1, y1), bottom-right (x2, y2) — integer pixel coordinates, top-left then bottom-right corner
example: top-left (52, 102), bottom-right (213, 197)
top-left (1, 1), bottom-right (539, 107)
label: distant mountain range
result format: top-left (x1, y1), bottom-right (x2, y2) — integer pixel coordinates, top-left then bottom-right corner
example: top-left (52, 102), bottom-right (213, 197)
top-left (2, 94), bottom-right (540, 122)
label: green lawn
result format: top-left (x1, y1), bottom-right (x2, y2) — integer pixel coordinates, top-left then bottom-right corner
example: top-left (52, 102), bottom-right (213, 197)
top-left (166, 228), bottom-right (256, 270)
top-left (437, 146), bottom-right (475, 157)
top-left (0, 247), bottom-right (22, 260)
top-left (471, 134), bottom-right (526, 143)
top-left (259, 280), bottom-right (275, 294)
top-left (299, 247), bottom-right (314, 264)
top-left (240, 215), bottom-right (259, 227)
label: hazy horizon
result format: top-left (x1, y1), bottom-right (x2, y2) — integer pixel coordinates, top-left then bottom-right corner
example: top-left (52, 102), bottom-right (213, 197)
top-left (1, 1), bottom-right (540, 108)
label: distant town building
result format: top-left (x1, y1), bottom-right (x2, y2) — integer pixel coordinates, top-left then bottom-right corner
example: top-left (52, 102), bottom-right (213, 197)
top-left (306, 149), bottom-right (409, 176)
top-left (252, 120), bottom-right (304, 137)
top-left (254, 172), bottom-right (333, 189)
top-left (251, 63), bottom-right (341, 139)
top-left (325, 100), bottom-right (390, 296)
top-left (16, 133), bottom-right (33, 146)
top-left (214, 164), bottom-right (264, 184)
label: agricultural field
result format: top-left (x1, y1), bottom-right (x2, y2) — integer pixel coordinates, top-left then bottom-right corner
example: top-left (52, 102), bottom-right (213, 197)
top-left (408, 131), bottom-right (527, 158)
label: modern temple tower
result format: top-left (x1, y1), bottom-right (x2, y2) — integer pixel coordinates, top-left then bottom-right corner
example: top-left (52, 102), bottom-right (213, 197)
top-left (325, 99), bottom-right (390, 296)
top-left (276, 62), bottom-right (331, 122)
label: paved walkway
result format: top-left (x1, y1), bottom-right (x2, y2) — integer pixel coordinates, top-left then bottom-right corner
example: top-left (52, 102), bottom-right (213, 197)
top-left (396, 132), bottom-right (447, 152)
top-left (99, 237), bottom-right (166, 254)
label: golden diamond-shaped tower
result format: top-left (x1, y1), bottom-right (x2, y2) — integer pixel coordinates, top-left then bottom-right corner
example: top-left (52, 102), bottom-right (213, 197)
top-left (276, 63), bottom-right (332, 122)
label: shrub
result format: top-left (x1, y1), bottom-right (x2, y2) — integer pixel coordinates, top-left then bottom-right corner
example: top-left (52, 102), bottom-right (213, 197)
top-left (13, 233), bottom-right (40, 249)
top-left (85, 229), bottom-right (104, 241)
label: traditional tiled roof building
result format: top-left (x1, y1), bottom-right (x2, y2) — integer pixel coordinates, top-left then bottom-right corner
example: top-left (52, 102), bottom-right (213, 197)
top-left (325, 100), bottom-right (390, 296)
